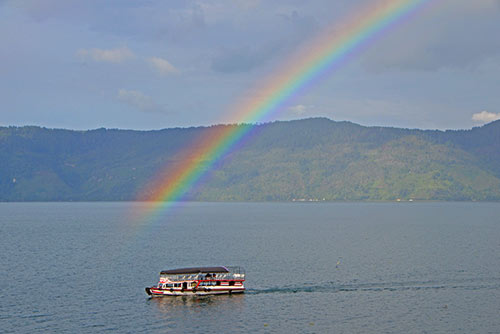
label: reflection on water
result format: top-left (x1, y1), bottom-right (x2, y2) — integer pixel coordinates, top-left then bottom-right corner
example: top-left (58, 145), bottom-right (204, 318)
top-left (149, 294), bottom-right (245, 319)
top-left (147, 295), bottom-right (247, 332)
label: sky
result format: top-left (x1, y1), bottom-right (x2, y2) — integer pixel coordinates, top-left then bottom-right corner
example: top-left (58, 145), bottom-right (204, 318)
top-left (1, 0), bottom-right (500, 130)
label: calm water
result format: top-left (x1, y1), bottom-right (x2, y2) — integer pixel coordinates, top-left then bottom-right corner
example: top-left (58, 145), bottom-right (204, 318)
top-left (1, 202), bottom-right (500, 333)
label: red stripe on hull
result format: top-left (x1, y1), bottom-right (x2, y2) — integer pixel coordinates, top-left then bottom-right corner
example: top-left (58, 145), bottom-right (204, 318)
top-left (148, 287), bottom-right (245, 296)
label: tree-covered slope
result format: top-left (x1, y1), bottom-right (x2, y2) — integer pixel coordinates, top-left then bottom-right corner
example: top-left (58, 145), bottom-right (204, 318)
top-left (1, 118), bottom-right (499, 201)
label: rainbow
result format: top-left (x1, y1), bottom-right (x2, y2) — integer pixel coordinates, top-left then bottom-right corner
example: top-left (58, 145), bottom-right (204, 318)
top-left (136, 0), bottom-right (431, 219)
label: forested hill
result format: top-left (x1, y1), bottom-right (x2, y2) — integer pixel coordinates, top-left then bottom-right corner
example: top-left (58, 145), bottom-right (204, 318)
top-left (1, 117), bottom-right (500, 201)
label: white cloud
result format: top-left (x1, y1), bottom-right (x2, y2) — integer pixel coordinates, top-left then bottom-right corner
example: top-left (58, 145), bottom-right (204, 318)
top-left (77, 47), bottom-right (134, 63)
top-left (117, 89), bottom-right (165, 113)
top-left (472, 111), bottom-right (500, 123)
top-left (288, 104), bottom-right (313, 115)
top-left (147, 56), bottom-right (178, 75)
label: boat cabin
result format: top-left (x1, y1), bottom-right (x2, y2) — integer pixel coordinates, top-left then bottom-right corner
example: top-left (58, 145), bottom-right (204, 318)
top-left (146, 266), bottom-right (245, 296)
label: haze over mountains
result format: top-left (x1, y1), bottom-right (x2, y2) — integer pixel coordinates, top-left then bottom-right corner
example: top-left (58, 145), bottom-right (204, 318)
top-left (1, 118), bottom-right (500, 202)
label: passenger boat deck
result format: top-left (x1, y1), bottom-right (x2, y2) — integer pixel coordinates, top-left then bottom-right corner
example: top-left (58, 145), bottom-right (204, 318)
top-left (145, 266), bottom-right (245, 296)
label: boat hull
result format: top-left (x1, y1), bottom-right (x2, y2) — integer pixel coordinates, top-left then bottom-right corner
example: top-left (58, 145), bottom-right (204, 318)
top-left (146, 287), bottom-right (245, 296)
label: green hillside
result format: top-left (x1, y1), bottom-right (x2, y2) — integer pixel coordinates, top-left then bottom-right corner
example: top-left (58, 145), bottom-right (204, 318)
top-left (1, 118), bottom-right (500, 201)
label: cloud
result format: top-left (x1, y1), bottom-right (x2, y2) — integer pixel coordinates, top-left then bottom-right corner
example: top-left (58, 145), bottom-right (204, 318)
top-left (77, 47), bottom-right (134, 63)
top-left (207, 8), bottom-right (318, 74)
top-left (472, 111), bottom-right (500, 123)
top-left (211, 47), bottom-right (265, 73)
top-left (211, 43), bottom-right (285, 73)
top-left (147, 56), bottom-right (178, 75)
top-left (362, 0), bottom-right (500, 72)
top-left (288, 104), bottom-right (314, 115)
top-left (236, 0), bottom-right (261, 10)
top-left (117, 89), bottom-right (165, 113)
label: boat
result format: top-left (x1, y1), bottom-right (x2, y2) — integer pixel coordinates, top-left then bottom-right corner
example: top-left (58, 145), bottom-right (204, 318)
top-left (145, 266), bottom-right (245, 296)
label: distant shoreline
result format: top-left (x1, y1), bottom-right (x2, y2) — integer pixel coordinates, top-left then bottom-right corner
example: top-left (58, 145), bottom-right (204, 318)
top-left (1, 200), bottom-right (499, 204)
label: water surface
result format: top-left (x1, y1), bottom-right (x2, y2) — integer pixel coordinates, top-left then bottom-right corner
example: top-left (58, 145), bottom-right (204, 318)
top-left (1, 202), bottom-right (499, 333)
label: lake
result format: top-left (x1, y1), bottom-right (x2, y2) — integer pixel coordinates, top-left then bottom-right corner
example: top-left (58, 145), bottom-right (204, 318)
top-left (1, 202), bottom-right (500, 333)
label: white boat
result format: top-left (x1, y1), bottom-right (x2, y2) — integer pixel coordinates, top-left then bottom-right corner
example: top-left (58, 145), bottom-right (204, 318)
top-left (145, 266), bottom-right (245, 296)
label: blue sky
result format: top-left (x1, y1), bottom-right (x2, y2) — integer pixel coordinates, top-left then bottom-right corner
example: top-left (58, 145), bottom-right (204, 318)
top-left (1, 0), bottom-right (500, 130)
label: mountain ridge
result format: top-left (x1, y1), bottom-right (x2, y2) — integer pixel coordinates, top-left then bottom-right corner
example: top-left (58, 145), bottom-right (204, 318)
top-left (1, 117), bottom-right (499, 201)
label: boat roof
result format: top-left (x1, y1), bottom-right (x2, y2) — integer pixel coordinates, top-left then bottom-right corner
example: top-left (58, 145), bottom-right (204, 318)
top-left (160, 266), bottom-right (230, 275)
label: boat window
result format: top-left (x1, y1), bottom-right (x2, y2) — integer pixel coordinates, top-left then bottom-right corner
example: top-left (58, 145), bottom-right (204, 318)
top-left (229, 281), bottom-right (235, 286)
top-left (216, 281), bottom-right (221, 286)
top-left (200, 281), bottom-right (215, 286)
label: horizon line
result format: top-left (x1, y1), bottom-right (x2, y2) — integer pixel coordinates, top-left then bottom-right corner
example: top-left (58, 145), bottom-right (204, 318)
top-left (1, 116), bottom-right (497, 132)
